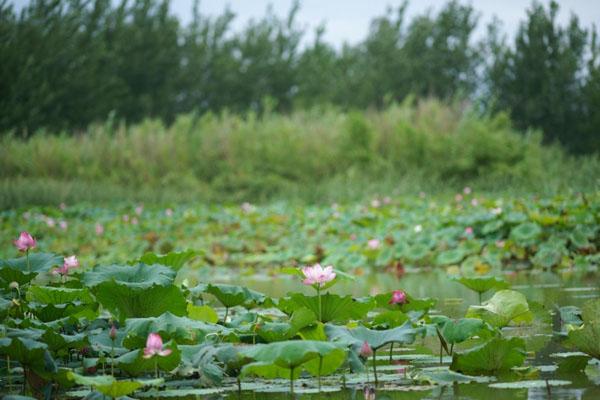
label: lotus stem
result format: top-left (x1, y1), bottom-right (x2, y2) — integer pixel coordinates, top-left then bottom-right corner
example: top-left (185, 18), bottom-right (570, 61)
top-left (372, 351), bottom-right (378, 385)
top-left (155, 358), bottom-right (159, 379)
top-left (317, 286), bottom-right (322, 322)
top-left (318, 355), bottom-right (323, 392)
top-left (6, 355), bottom-right (11, 393)
top-left (478, 292), bottom-right (482, 305)
top-left (26, 249), bottom-right (30, 273)
top-left (224, 307), bottom-right (229, 324)
top-left (110, 341), bottom-right (115, 376)
top-left (290, 366), bottom-right (295, 394)
top-left (389, 342), bottom-right (394, 364)
top-left (450, 343), bottom-right (454, 356)
top-left (440, 340), bottom-right (443, 365)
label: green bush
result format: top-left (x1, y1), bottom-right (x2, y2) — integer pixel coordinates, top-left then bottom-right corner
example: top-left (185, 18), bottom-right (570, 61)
top-left (0, 99), bottom-right (598, 207)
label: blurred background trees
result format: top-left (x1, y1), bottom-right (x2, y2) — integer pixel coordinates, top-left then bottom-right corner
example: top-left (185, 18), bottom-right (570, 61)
top-left (0, 0), bottom-right (598, 153)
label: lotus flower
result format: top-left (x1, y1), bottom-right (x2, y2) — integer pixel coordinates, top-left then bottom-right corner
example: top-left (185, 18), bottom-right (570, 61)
top-left (389, 290), bottom-right (407, 305)
top-left (464, 227), bottom-right (473, 235)
top-left (302, 264), bottom-right (336, 287)
top-left (143, 333), bottom-right (172, 359)
top-left (14, 231), bottom-right (36, 252)
top-left (463, 186), bottom-right (472, 195)
top-left (367, 239), bottom-right (380, 250)
top-left (59, 220), bottom-right (68, 230)
top-left (64, 255), bottom-right (79, 269)
top-left (364, 386), bottom-right (376, 400)
top-left (109, 325), bottom-right (117, 341)
top-left (165, 208), bottom-right (173, 217)
top-left (360, 341), bottom-right (373, 358)
top-left (95, 223), bottom-right (104, 236)
top-left (414, 224), bottom-right (423, 233)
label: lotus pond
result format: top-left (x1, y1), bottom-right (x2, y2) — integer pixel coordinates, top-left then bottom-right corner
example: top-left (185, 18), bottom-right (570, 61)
top-left (0, 192), bottom-right (599, 399)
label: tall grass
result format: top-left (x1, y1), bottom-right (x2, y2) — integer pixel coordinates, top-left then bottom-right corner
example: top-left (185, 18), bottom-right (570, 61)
top-left (1, 99), bottom-right (598, 208)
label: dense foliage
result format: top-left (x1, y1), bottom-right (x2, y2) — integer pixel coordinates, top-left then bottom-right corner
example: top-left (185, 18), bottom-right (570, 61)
top-left (1, 0), bottom-right (599, 153)
top-left (0, 194), bottom-right (598, 398)
top-left (1, 101), bottom-right (599, 208)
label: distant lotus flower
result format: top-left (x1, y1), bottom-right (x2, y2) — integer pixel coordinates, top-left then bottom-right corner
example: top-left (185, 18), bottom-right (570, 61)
top-left (59, 220), bottom-right (68, 230)
top-left (95, 223), bottom-right (104, 236)
top-left (371, 199), bottom-right (381, 208)
top-left (491, 207), bottom-right (502, 215)
top-left (143, 333), bottom-right (172, 359)
top-left (367, 239), bottom-right (381, 250)
top-left (463, 187), bottom-right (472, 195)
top-left (360, 341), bottom-right (373, 358)
top-left (383, 196), bottom-right (392, 205)
top-left (302, 264), bottom-right (336, 287)
top-left (241, 202), bottom-right (254, 213)
top-left (455, 194), bottom-right (463, 202)
top-left (135, 205), bottom-right (144, 216)
top-left (389, 290), bottom-right (407, 305)
top-left (59, 202), bottom-right (67, 210)
top-left (122, 214), bottom-right (129, 222)
top-left (45, 217), bottom-right (56, 227)
top-left (109, 325), bottom-right (117, 341)
top-left (131, 217), bottom-right (139, 225)
top-left (363, 386), bottom-right (376, 400)
top-left (52, 264), bottom-right (69, 276)
top-left (414, 224), bottom-right (423, 233)
top-left (14, 231), bottom-right (37, 252)
top-left (471, 198), bottom-right (479, 206)
top-left (64, 255), bottom-right (79, 269)
top-left (165, 208), bottom-right (173, 217)
top-left (350, 233), bottom-right (357, 241)
top-left (464, 227), bottom-right (474, 235)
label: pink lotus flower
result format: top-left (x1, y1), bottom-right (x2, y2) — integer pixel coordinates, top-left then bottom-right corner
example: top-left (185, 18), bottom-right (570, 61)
top-left (464, 227), bottom-right (474, 235)
top-left (389, 290), bottom-right (407, 305)
top-left (143, 333), bottom-right (172, 359)
top-left (302, 264), bottom-right (336, 287)
top-left (53, 255), bottom-right (79, 276)
top-left (471, 198), bottom-right (479, 207)
top-left (360, 341), bottom-right (373, 358)
top-left (383, 196), bottom-right (392, 205)
top-left (370, 199), bottom-right (381, 208)
top-left (165, 208), bottom-right (173, 217)
top-left (45, 217), bottom-right (56, 227)
top-left (122, 214), bottom-right (130, 222)
top-left (367, 239), bottom-right (380, 250)
top-left (109, 325), bottom-right (117, 341)
top-left (14, 232), bottom-right (36, 252)
top-left (59, 220), bottom-right (68, 230)
top-left (131, 217), bottom-right (139, 225)
top-left (491, 207), bottom-right (502, 215)
top-left (95, 223), bottom-right (104, 236)
top-left (463, 186), bottom-right (472, 195)
top-left (135, 205), bottom-right (144, 216)
top-left (455, 194), bottom-right (463, 202)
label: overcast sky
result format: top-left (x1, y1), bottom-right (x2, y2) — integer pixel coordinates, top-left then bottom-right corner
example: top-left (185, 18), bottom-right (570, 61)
top-left (11, 0), bottom-right (600, 47)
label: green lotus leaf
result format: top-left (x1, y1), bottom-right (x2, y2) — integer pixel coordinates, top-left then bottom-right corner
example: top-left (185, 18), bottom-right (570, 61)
top-left (568, 298), bottom-right (600, 359)
top-left (0, 253), bottom-right (63, 284)
top-left (123, 312), bottom-right (231, 347)
top-left (116, 341), bottom-right (181, 376)
top-left (550, 352), bottom-right (591, 372)
top-left (241, 340), bottom-right (346, 375)
top-left (510, 222), bottom-right (542, 245)
top-left (450, 336), bottom-right (526, 375)
top-left (466, 290), bottom-right (533, 327)
top-left (482, 220), bottom-right (504, 235)
top-left (179, 344), bottom-right (225, 384)
top-left (83, 263), bottom-right (176, 288)
top-left (67, 371), bottom-right (162, 397)
top-left (83, 264), bottom-right (186, 321)
top-left (28, 302), bottom-right (97, 322)
top-left (192, 283), bottom-right (270, 309)
top-left (187, 304), bottom-right (218, 323)
top-left (414, 366), bottom-right (496, 384)
top-left (241, 361), bottom-right (299, 379)
top-left (436, 248), bottom-right (466, 266)
top-left (404, 243), bottom-right (430, 262)
top-left (40, 329), bottom-right (89, 354)
top-left (372, 310), bottom-right (410, 328)
top-left (137, 250), bottom-right (200, 271)
top-left (432, 317), bottom-right (487, 345)
top-left (325, 321), bottom-right (422, 351)
top-left (453, 276), bottom-right (510, 295)
top-left (0, 337), bottom-right (57, 377)
top-left (277, 293), bottom-right (375, 323)
top-left (27, 286), bottom-right (95, 305)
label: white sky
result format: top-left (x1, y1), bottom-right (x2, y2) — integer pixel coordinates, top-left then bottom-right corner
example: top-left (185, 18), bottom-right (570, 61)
top-left (174, 0), bottom-right (600, 46)
top-left (10, 0), bottom-right (600, 47)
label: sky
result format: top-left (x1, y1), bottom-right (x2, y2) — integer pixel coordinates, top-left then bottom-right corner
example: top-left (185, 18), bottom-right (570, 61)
top-left (10, 0), bottom-right (600, 47)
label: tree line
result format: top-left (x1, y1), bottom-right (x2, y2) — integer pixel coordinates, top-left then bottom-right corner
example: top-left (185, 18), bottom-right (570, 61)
top-left (0, 0), bottom-right (598, 153)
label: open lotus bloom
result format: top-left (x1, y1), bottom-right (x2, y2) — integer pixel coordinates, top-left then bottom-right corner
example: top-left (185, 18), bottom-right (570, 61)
top-left (14, 231), bottom-right (36, 252)
top-left (302, 264), bottom-right (336, 287)
top-left (64, 255), bottom-right (79, 269)
top-left (143, 333), bottom-right (172, 358)
top-left (389, 290), bottom-right (407, 305)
